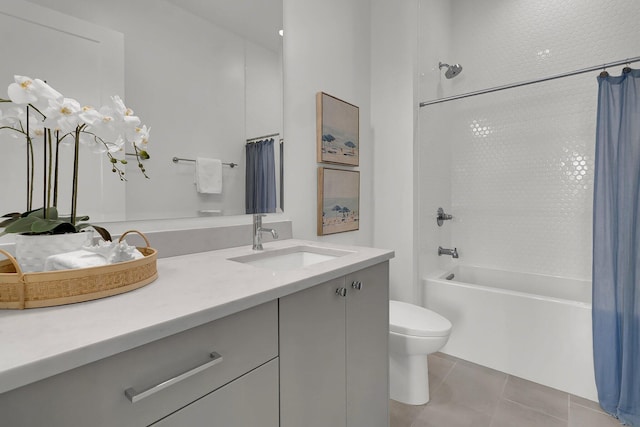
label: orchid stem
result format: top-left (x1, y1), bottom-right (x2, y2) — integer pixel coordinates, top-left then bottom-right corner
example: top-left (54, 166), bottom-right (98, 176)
top-left (46, 129), bottom-right (53, 210)
top-left (53, 130), bottom-right (59, 208)
top-left (42, 130), bottom-right (47, 219)
top-left (70, 127), bottom-right (81, 225)
top-left (26, 106), bottom-right (30, 212)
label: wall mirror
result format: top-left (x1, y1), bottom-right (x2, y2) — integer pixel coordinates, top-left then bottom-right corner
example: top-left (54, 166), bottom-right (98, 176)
top-left (0, 0), bottom-right (283, 224)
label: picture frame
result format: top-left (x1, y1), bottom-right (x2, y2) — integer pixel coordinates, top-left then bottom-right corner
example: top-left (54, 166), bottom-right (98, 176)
top-left (317, 167), bottom-right (360, 235)
top-left (316, 92), bottom-right (359, 166)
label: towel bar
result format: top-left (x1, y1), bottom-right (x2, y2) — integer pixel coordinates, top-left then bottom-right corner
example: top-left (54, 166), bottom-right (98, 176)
top-left (172, 157), bottom-right (238, 168)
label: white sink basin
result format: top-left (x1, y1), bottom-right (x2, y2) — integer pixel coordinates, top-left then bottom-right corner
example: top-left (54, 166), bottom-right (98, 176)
top-left (229, 245), bottom-right (353, 271)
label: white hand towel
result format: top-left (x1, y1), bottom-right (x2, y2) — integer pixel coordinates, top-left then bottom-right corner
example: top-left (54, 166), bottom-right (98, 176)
top-left (195, 157), bottom-right (223, 194)
top-left (44, 250), bottom-right (109, 271)
top-left (43, 248), bottom-right (144, 271)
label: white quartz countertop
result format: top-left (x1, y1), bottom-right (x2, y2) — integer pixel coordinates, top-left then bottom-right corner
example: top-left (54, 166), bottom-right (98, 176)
top-left (0, 239), bottom-right (393, 394)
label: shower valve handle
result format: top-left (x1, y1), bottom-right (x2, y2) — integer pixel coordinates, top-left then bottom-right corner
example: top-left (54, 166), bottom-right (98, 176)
top-left (437, 207), bottom-right (453, 226)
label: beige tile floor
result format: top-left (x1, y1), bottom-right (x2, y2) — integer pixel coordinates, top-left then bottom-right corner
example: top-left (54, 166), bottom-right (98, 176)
top-left (390, 353), bottom-right (622, 427)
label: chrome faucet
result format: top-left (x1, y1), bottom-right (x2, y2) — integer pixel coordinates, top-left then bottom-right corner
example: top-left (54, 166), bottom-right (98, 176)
top-left (438, 246), bottom-right (459, 258)
top-left (253, 214), bottom-right (279, 250)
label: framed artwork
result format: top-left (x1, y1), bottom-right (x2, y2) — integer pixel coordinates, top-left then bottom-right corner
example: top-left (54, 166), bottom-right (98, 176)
top-left (317, 167), bottom-right (360, 235)
top-left (316, 92), bottom-right (359, 166)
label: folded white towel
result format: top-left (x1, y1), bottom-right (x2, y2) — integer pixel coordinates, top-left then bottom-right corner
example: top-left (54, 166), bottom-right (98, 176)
top-left (43, 247), bottom-right (144, 271)
top-left (44, 250), bottom-right (110, 271)
top-left (195, 157), bottom-right (222, 194)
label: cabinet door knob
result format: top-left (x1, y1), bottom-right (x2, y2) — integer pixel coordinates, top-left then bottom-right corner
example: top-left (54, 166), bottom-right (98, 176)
top-left (336, 287), bottom-right (347, 297)
top-left (351, 281), bottom-right (362, 290)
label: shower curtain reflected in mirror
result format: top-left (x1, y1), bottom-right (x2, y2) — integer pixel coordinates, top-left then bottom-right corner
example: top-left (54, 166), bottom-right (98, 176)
top-left (593, 68), bottom-right (640, 426)
top-left (245, 138), bottom-right (277, 214)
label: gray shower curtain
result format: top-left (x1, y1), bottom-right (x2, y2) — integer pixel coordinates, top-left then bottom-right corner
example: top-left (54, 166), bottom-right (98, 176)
top-left (245, 138), bottom-right (276, 214)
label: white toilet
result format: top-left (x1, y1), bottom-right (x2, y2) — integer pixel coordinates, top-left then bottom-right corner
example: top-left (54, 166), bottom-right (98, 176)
top-left (389, 300), bottom-right (452, 405)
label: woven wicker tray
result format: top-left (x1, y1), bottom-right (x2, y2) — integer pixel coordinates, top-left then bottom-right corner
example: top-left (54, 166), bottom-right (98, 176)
top-left (0, 230), bottom-right (158, 309)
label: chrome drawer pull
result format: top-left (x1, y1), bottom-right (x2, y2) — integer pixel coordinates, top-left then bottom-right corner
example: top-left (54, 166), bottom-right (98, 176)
top-left (124, 352), bottom-right (223, 403)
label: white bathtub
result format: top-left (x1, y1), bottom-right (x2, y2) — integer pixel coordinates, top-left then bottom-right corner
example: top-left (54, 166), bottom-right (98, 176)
top-left (423, 265), bottom-right (597, 401)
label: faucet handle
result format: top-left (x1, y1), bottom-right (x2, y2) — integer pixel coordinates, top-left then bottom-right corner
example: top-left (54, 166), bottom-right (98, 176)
top-left (436, 207), bottom-right (453, 226)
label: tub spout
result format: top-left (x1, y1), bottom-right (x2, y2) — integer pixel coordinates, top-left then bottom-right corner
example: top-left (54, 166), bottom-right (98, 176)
top-left (438, 246), bottom-right (459, 258)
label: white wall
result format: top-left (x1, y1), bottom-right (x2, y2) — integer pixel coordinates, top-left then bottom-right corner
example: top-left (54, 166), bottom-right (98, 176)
top-left (419, 0), bottom-right (640, 281)
top-left (282, 0), bottom-right (373, 246)
top-left (370, 0), bottom-right (420, 302)
top-left (417, 0), bottom-right (455, 288)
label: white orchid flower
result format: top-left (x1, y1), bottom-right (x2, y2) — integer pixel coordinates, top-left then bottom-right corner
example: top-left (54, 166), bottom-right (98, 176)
top-left (45, 97), bottom-right (82, 134)
top-left (123, 114), bottom-right (141, 138)
top-left (130, 124), bottom-right (150, 149)
top-left (0, 106), bottom-right (23, 140)
top-left (110, 95), bottom-right (134, 117)
top-left (31, 79), bottom-right (63, 110)
top-left (30, 124), bottom-right (46, 139)
top-left (122, 115), bottom-right (140, 139)
top-left (0, 103), bottom-right (23, 127)
top-left (7, 75), bottom-right (37, 105)
top-left (108, 95), bottom-right (141, 140)
top-left (104, 134), bottom-right (126, 153)
top-left (78, 105), bottom-right (100, 126)
top-left (110, 94), bottom-right (138, 127)
top-left (7, 75), bottom-right (62, 110)
top-left (81, 105), bottom-right (119, 138)
top-left (79, 105), bottom-right (131, 154)
top-left (24, 112), bottom-right (46, 139)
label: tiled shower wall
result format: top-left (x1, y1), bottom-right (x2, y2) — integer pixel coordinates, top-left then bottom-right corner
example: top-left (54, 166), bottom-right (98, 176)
top-left (419, 0), bottom-right (640, 280)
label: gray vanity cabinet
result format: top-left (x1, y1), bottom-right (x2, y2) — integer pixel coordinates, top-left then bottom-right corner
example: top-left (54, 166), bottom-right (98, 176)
top-left (345, 263), bottom-right (390, 427)
top-left (0, 301), bottom-right (279, 427)
top-left (150, 358), bottom-right (279, 426)
top-left (279, 262), bottom-right (390, 427)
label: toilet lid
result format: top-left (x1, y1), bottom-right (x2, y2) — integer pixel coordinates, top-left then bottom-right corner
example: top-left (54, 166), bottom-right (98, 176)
top-left (389, 300), bottom-right (452, 337)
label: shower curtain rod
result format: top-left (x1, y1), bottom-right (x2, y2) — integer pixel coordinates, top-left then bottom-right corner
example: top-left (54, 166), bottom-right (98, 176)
top-left (246, 132), bottom-right (280, 142)
top-left (419, 55), bottom-right (640, 107)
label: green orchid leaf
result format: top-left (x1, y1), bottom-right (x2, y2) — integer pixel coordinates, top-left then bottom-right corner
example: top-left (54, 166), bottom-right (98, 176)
top-left (2, 212), bottom-right (21, 218)
top-left (59, 215), bottom-right (90, 223)
top-left (26, 207), bottom-right (59, 220)
top-left (19, 208), bottom-right (42, 218)
top-left (0, 216), bottom-right (19, 228)
top-left (30, 218), bottom-right (67, 233)
top-left (25, 208), bottom-right (45, 219)
top-left (4, 216), bottom-right (39, 233)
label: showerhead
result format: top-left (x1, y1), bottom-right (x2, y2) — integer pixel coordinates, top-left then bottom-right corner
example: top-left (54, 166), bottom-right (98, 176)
top-left (439, 61), bottom-right (463, 79)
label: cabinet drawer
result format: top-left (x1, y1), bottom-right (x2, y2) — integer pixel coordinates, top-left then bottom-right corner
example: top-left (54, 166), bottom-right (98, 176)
top-left (0, 300), bottom-right (278, 427)
top-left (151, 358), bottom-right (279, 426)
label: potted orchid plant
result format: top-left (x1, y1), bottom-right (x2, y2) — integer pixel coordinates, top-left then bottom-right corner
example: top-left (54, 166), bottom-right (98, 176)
top-left (0, 75), bottom-right (150, 270)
